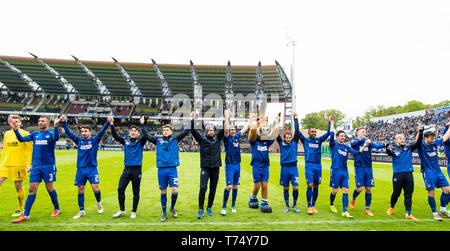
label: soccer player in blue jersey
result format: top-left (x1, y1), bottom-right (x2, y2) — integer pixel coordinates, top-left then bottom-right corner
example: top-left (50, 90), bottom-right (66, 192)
top-left (11, 116), bottom-right (62, 223)
top-left (417, 124), bottom-right (450, 221)
top-left (108, 116), bottom-right (147, 219)
top-left (443, 122), bottom-right (450, 212)
top-left (385, 128), bottom-right (423, 221)
top-left (140, 115), bottom-right (190, 222)
top-left (297, 116), bottom-right (332, 214)
top-left (443, 123), bottom-right (450, 178)
top-left (276, 112), bottom-right (300, 213)
top-left (349, 127), bottom-right (388, 216)
top-left (248, 112), bottom-right (280, 213)
top-left (221, 109), bottom-right (250, 216)
top-left (60, 115), bottom-right (109, 219)
top-left (329, 125), bottom-right (370, 219)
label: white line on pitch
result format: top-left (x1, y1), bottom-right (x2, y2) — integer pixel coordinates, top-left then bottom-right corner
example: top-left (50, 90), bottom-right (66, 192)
top-left (1, 218), bottom-right (439, 227)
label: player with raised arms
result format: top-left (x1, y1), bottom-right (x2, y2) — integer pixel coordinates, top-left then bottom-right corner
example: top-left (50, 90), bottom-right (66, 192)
top-left (328, 124), bottom-right (370, 219)
top-left (417, 123), bottom-right (450, 221)
top-left (140, 115), bottom-right (190, 222)
top-left (349, 127), bottom-right (388, 216)
top-left (11, 116), bottom-right (62, 223)
top-left (108, 116), bottom-right (147, 219)
top-left (60, 115), bottom-right (109, 219)
top-left (247, 111), bottom-right (280, 213)
top-left (0, 115), bottom-right (32, 217)
top-left (276, 112), bottom-right (301, 213)
top-left (297, 116), bottom-right (332, 214)
top-left (221, 109), bottom-right (250, 216)
top-left (385, 126), bottom-right (423, 221)
top-left (190, 111), bottom-right (225, 219)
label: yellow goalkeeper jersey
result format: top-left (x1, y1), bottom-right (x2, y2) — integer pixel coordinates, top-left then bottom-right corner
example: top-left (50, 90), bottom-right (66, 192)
top-left (0, 129), bottom-right (33, 167)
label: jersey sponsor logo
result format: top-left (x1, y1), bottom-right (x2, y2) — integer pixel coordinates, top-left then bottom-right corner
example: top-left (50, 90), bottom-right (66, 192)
top-left (427, 151), bottom-right (437, 157)
top-left (233, 142), bottom-right (239, 148)
top-left (35, 140), bottom-right (48, 145)
top-left (257, 145), bottom-right (268, 151)
top-left (80, 144), bottom-right (93, 150)
top-left (308, 143), bottom-right (319, 148)
top-left (7, 141), bottom-right (19, 147)
top-left (338, 149), bottom-right (348, 156)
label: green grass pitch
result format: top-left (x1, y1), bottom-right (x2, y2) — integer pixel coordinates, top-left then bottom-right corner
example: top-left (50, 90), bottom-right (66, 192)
top-left (0, 150), bottom-right (449, 231)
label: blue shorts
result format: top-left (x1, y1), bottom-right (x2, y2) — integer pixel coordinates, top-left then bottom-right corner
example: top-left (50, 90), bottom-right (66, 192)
top-left (75, 167), bottom-right (99, 186)
top-left (225, 163), bottom-right (241, 186)
top-left (252, 163), bottom-right (269, 183)
top-left (422, 169), bottom-right (449, 190)
top-left (305, 162), bottom-right (322, 185)
top-left (330, 169), bottom-right (349, 189)
top-left (158, 167), bottom-right (179, 190)
top-left (280, 165), bottom-right (299, 187)
top-left (29, 165), bottom-right (57, 184)
top-left (354, 167), bottom-right (374, 188)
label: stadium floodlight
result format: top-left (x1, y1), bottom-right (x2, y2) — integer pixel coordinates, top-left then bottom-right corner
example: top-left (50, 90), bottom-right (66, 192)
top-left (151, 58), bottom-right (173, 102)
top-left (0, 57), bottom-right (43, 92)
top-left (71, 55), bottom-right (111, 96)
top-left (112, 57), bottom-right (142, 97)
top-left (29, 52), bottom-right (78, 94)
top-left (225, 60), bottom-right (234, 114)
top-left (190, 60), bottom-right (203, 124)
top-left (255, 61), bottom-right (266, 114)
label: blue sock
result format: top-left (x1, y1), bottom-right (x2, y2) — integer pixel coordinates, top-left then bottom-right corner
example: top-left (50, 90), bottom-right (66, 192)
top-left (312, 187), bottom-right (319, 206)
top-left (306, 187), bottom-right (313, 207)
top-left (78, 193), bottom-right (85, 211)
top-left (48, 190), bottom-right (60, 211)
top-left (223, 188), bottom-right (230, 208)
top-left (352, 189), bottom-right (360, 200)
top-left (94, 190), bottom-right (101, 203)
top-left (231, 188), bottom-right (238, 207)
top-left (330, 193), bottom-right (336, 205)
top-left (440, 193), bottom-right (449, 208)
top-left (428, 196), bottom-right (437, 213)
top-left (365, 193), bottom-right (372, 209)
top-left (342, 193), bottom-right (349, 213)
top-left (283, 189), bottom-right (289, 207)
top-left (24, 194), bottom-right (36, 217)
top-left (292, 189), bottom-right (298, 206)
top-left (170, 193), bottom-right (178, 210)
top-left (161, 193), bottom-right (167, 214)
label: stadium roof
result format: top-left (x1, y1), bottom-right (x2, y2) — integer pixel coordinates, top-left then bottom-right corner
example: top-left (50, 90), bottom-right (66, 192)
top-left (0, 55), bottom-right (292, 102)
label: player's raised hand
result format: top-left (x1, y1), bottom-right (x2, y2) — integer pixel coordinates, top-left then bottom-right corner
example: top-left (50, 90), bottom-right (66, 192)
top-left (446, 121), bottom-right (450, 126)
top-left (107, 116), bottom-right (114, 125)
top-left (54, 116), bottom-right (61, 127)
top-left (60, 115), bottom-right (67, 122)
top-left (364, 139), bottom-right (371, 146)
top-left (190, 111), bottom-right (195, 120)
top-left (276, 112), bottom-right (281, 123)
top-left (293, 112), bottom-right (298, 119)
top-left (140, 115), bottom-right (146, 124)
top-left (329, 116), bottom-right (334, 122)
top-left (418, 124), bottom-right (424, 131)
top-left (224, 109), bottom-right (231, 119)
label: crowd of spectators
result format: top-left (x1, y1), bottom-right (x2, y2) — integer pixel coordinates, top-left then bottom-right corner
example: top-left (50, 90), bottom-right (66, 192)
top-left (365, 110), bottom-right (449, 144)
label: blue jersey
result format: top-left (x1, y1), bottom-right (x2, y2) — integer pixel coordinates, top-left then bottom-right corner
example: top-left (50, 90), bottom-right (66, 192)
top-left (417, 138), bottom-right (443, 173)
top-left (351, 138), bottom-right (385, 169)
top-left (386, 132), bottom-right (422, 173)
top-left (249, 139), bottom-right (274, 167)
top-left (142, 125), bottom-right (190, 168)
top-left (111, 125), bottom-right (147, 166)
top-left (62, 121), bottom-right (109, 168)
top-left (223, 131), bottom-right (242, 164)
top-left (443, 126), bottom-right (450, 168)
top-left (297, 121), bottom-right (330, 164)
top-left (329, 132), bottom-right (361, 171)
top-left (14, 127), bottom-right (59, 166)
top-left (276, 118), bottom-right (300, 167)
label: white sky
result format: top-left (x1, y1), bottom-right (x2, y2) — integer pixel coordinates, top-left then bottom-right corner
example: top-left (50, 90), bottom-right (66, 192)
top-left (1, 0), bottom-right (450, 121)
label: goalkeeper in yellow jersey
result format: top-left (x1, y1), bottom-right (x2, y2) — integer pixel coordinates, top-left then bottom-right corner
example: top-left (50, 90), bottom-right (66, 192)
top-left (0, 115), bottom-right (33, 217)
